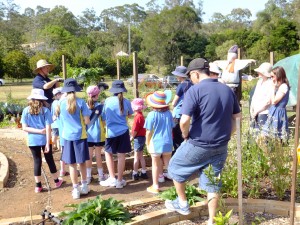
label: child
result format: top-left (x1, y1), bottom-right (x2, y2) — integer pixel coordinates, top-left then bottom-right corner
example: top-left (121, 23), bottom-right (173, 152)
top-left (59, 78), bottom-right (91, 199)
top-left (100, 80), bottom-right (133, 189)
top-left (21, 89), bottom-right (63, 193)
top-left (144, 91), bottom-right (175, 194)
top-left (130, 98), bottom-right (148, 180)
top-left (86, 85), bottom-right (107, 184)
top-left (51, 87), bottom-right (62, 151)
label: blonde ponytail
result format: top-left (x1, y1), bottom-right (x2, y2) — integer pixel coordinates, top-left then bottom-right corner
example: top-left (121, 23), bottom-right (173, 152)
top-left (67, 92), bottom-right (77, 114)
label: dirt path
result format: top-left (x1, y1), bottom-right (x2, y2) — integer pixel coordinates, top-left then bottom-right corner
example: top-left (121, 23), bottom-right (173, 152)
top-left (0, 129), bottom-right (177, 220)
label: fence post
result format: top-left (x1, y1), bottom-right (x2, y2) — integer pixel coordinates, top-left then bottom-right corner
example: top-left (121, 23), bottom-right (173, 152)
top-left (133, 52), bottom-right (139, 98)
top-left (62, 55), bottom-right (67, 80)
top-left (180, 56), bottom-right (184, 66)
top-left (117, 58), bottom-right (121, 80)
top-left (270, 52), bottom-right (274, 66)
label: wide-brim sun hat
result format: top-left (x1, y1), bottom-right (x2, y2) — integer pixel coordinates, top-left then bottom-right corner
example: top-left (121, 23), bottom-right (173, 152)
top-left (131, 98), bottom-right (147, 111)
top-left (87, 85), bottom-right (100, 97)
top-left (171, 66), bottom-right (187, 77)
top-left (109, 80), bottom-right (127, 94)
top-left (33, 59), bottom-right (55, 74)
top-left (61, 78), bottom-right (82, 93)
top-left (27, 89), bottom-right (48, 100)
top-left (209, 62), bottom-right (221, 74)
top-left (146, 91), bottom-right (170, 108)
top-left (254, 62), bottom-right (272, 78)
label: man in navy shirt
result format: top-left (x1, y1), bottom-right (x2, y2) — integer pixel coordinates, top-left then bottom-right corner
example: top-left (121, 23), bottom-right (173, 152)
top-left (32, 59), bottom-right (63, 107)
top-left (165, 58), bottom-right (241, 225)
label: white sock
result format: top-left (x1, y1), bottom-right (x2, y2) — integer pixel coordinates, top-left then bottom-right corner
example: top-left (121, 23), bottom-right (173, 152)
top-left (178, 198), bottom-right (188, 207)
top-left (97, 168), bottom-right (103, 176)
top-left (132, 170), bottom-right (138, 175)
top-left (153, 184), bottom-right (159, 189)
top-left (86, 168), bottom-right (92, 177)
top-left (141, 169), bottom-right (147, 174)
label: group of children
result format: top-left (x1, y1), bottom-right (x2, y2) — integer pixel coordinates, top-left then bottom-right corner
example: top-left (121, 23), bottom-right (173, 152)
top-left (22, 78), bottom-right (177, 199)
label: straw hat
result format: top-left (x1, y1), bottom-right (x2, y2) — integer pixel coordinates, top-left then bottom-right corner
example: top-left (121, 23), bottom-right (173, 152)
top-left (27, 89), bottom-right (48, 100)
top-left (254, 62), bottom-right (272, 78)
top-left (33, 59), bottom-right (55, 74)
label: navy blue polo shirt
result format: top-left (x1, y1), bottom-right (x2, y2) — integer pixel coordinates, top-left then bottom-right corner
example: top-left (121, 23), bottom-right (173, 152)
top-left (181, 79), bottom-right (240, 147)
top-left (32, 74), bottom-right (54, 104)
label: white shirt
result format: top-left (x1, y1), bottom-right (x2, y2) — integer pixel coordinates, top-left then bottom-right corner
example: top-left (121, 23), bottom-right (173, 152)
top-left (251, 78), bottom-right (273, 115)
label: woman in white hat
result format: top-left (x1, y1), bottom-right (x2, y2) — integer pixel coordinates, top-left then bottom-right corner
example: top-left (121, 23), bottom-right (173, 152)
top-left (32, 59), bottom-right (63, 107)
top-left (250, 62), bottom-right (273, 130)
top-left (21, 89), bottom-right (63, 193)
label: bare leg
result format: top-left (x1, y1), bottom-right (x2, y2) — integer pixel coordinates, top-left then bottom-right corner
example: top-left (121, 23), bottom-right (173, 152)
top-left (207, 192), bottom-right (218, 225)
top-left (133, 151), bottom-right (139, 172)
top-left (117, 153), bottom-right (125, 181)
top-left (138, 151), bottom-right (146, 171)
top-left (162, 153), bottom-right (171, 171)
top-left (79, 162), bottom-right (87, 181)
top-left (34, 175), bottom-right (42, 183)
top-left (95, 146), bottom-right (103, 169)
top-left (105, 151), bottom-right (115, 178)
top-left (69, 164), bottom-right (78, 185)
top-left (173, 179), bottom-right (187, 201)
top-left (151, 155), bottom-right (161, 187)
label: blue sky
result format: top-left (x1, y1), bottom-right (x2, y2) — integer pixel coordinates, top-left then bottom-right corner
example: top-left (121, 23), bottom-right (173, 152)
top-left (13, 0), bottom-right (268, 22)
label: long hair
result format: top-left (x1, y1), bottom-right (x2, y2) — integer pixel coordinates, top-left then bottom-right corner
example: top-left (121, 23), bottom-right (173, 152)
top-left (28, 99), bottom-right (43, 115)
top-left (272, 66), bottom-right (290, 89)
top-left (87, 96), bottom-right (95, 110)
top-left (66, 92), bottom-right (77, 114)
top-left (118, 93), bottom-right (124, 115)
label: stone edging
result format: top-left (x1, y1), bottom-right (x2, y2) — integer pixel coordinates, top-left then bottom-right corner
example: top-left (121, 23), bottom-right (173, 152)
top-left (0, 152), bottom-right (9, 188)
top-left (2, 196), bottom-right (300, 225)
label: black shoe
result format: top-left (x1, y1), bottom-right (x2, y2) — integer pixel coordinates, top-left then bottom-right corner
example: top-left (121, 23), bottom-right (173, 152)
top-left (132, 173), bottom-right (139, 181)
top-left (140, 172), bottom-right (148, 179)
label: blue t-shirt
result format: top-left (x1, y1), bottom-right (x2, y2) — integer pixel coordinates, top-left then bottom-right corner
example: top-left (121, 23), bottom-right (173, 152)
top-left (172, 80), bottom-right (193, 118)
top-left (21, 106), bottom-right (53, 146)
top-left (59, 97), bottom-right (91, 141)
top-left (51, 99), bottom-right (59, 129)
top-left (87, 102), bottom-right (105, 143)
top-left (182, 79), bottom-right (240, 147)
top-left (144, 110), bottom-right (175, 154)
top-left (32, 74), bottom-right (54, 105)
top-left (102, 96), bottom-right (133, 138)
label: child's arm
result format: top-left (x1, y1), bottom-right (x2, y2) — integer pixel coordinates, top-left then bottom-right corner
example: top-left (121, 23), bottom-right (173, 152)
top-left (22, 123), bottom-right (46, 134)
top-left (44, 124), bottom-right (51, 153)
top-left (145, 130), bottom-right (153, 147)
top-left (131, 131), bottom-right (137, 142)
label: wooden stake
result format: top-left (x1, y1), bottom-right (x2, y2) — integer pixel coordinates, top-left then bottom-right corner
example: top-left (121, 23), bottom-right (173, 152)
top-left (62, 55), bottom-right (67, 80)
top-left (133, 52), bottom-right (139, 98)
top-left (29, 204), bottom-right (33, 225)
top-left (180, 56), bottom-right (184, 66)
top-left (270, 52), bottom-right (274, 66)
top-left (290, 63), bottom-right (300, 225)
top-left (236, 117), bottom-right (243, 224)
top-left (117, 58), bottom-right (121, 80)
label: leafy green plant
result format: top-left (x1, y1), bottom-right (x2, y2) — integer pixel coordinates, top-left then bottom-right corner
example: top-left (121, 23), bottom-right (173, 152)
top-left (159, 184), bottom-right (205, 205)
top-left (59, 195), bottom-right (131, 225)
top-left (214, 209), bottom-right (237, 225)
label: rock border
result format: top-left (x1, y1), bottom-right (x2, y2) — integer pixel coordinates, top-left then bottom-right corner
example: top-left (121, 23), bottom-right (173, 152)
top-left (0, 151), bottom-right (9, 188)
top-left (1, 197), bottom-right (300, 225)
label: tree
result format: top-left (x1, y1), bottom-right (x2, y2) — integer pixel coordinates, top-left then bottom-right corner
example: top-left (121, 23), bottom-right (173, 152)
top-left (79, 8), bottom-right (101, 32)
top-left (3, 50), bottom-right (31, 81)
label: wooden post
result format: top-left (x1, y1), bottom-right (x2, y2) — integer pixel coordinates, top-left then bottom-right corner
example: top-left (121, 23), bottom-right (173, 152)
top-left (270, 52), bottom-right (274, 66)
top-left (180, 56), bottom-right (184, 66)
top-left (62, 55), bottom-right (67, 80)
top-left (133, 52), bottom-right (139, 98)
top-left (117, 58), bottom-right (121, 80)
top-left (290, 64), bottom-right (300, 225)
top-left (236, 117), bottom-right (243, 224)
top-left (238, 48), bottom-right (241, 60)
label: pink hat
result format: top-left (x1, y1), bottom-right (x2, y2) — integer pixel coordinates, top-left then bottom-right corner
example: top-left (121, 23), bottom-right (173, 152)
top-left (86, 85), bottom-right (100, 97)
top-left (131, 98), bottom-right (146, 111)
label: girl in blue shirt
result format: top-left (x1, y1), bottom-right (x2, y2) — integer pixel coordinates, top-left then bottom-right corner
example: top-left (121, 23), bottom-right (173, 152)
top-left (100, 80), bottom-right (133, 189)
top-left (86, 85), bottom-right (106, 184)
top-left (21, 89), bottom-right (63, 193)
top-left (145, 91), bottom-right (175, 194)
top-left (59, 78), bottom-right (91, 199)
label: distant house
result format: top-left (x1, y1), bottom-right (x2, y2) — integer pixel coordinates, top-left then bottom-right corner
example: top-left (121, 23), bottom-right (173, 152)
top-left (21, 42), bottom-right (46, 51)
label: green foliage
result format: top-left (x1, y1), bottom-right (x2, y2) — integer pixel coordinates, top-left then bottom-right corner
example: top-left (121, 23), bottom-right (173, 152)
top-left (59, 195), bottom-right (131, 225)
top-left (3, 50), bottom-right (31, 81)
top-left (68, 66), bottom-right (104, 88)
top-left (214, 210), bottom-right (237, 225)
top-left (159, 184), bottom-right (205, 205)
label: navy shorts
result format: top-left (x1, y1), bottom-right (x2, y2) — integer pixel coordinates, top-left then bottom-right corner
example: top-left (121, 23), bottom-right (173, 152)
top-left (88, 142), bottom-right (105, 147)
top-left (51, 128), bottom-right (59, 137)
top-left (105, 130), bottom-right (131, 154)
top-left (133, 136), bottom-right (146, 152)
top-left (62, 139), bottom-right (90, 164)
top-left (168, 140), bottom-right (228, 193)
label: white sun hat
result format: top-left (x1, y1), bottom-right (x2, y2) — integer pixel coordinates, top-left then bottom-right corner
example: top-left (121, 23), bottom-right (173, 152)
top-left (209, 62), bottom-right (221, 74)
top-left (27, 89), bottom-right (48, 100)
top-left (254, 62), bottom-right (272, 77)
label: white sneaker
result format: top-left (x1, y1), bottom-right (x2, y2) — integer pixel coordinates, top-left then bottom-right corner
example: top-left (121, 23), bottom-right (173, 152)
top-left (98, 174), bottom-right (108, 182)
top-left (158, 176), bottom-right (165, 183)
top-left (87, 177), bottom-right (92, 184)
top-left (80, 183), bottom-right (90, 195)
top-left (99, 177), bottom-right (117, 187)
top-left (116, 179), bottom-right (127, 189)
top-left (72, 187), bottom-right (80, 199)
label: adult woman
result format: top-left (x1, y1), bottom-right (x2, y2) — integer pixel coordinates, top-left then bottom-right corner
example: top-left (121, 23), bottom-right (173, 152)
top-left (100, 80), bottom-right (133, 189)
top-left (263, 66), bottom-right (290, 140)
top-left (250, 62), bottom-right (273, 130)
